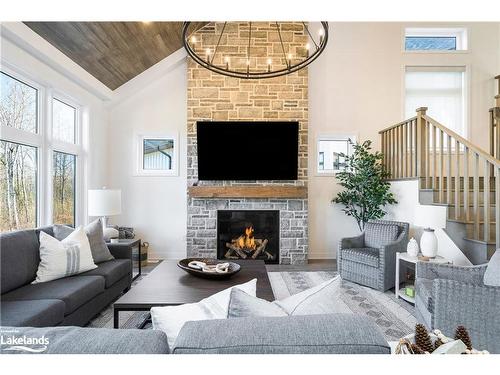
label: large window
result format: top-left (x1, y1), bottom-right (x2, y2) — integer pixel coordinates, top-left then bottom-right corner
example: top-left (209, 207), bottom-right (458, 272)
top-left (0, 68), bottom-right (84, 232)
top-left (405, 66), bottom-right (466, 136)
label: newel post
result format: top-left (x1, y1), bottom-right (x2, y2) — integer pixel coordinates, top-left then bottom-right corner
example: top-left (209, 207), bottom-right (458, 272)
top-left (416, 107), bottom-right (428, 185)
top-left (495, 75), bottom-right (500, 106)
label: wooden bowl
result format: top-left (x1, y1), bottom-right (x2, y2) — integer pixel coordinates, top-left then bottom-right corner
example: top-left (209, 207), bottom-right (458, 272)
top-left (177, 258), bottom-right (241, 280)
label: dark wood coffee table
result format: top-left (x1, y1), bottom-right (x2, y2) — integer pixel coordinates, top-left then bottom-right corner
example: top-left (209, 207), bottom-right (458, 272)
top-left (113, 259), bottom-right (274, 328)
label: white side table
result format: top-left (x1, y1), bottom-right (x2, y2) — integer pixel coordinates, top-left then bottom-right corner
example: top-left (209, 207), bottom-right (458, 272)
top-left (395, 252), bottom-right (451, 304)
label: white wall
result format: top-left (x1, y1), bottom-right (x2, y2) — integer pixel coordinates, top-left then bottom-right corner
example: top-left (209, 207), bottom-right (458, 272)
top-left (0, 29), bottom-right (109, 224)
top-left (308, 22), bottom-right (500, 259)
top-left (107, 61), bottom-right (187, 260)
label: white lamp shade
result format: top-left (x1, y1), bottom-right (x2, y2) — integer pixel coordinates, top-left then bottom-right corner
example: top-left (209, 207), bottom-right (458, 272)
top-left (88, 189), bottom-right (122, 216)
top-left (414, 204), bottom-right (446, 230)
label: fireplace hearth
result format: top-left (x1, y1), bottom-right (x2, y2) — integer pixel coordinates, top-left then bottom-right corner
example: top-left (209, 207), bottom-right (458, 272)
top-left (217, 210), bottom-right (279, 264)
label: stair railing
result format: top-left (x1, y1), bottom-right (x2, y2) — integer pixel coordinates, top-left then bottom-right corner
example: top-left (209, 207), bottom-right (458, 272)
top-left (380, 107), bottom-right (500, 249)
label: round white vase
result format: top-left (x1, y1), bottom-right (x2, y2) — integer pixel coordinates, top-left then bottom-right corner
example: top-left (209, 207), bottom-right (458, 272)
top-left (420, 228), bottom-right (438, 258)
top-left (407, 237), bottom-right (419, 257)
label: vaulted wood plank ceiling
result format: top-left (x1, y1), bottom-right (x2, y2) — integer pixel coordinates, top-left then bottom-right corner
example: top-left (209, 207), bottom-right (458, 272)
top-left (24, 22), bottom-right (206, 90)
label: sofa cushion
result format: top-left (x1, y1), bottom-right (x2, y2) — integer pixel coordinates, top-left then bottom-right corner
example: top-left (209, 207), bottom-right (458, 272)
top-left (341, 247), bottom-right (379, 268)
top-left (173, 314), bottom-right (390, 354)
top-left (484, 249), bottom-right (500, 286)
top-left (0, 299), bottom-right (65, 327)
top-left (364, 222), bottom-right (399, 249)
top-left (80, 259), bottom-right (132, 288)
top-left (0, 229), bottom-right (40, 294)
top-left (54, 219), bottom-right (114, 264)
top-left (0, 326), bottom-right (170, 354)
top-left (2, 275), bottom-right (105, 315)
top-left (415, 278), bottom-right (434, 313)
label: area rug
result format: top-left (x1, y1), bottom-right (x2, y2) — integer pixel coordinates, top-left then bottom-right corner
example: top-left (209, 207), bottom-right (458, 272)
top-left (89, 270), bottom-right (416, 341)
top-left (268, 271), bottom-right (416, 341)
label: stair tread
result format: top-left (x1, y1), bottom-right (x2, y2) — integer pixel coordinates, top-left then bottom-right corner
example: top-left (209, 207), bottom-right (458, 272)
top-left (463, 237), bottom-right (496, 245)
top-left (447, 218), bottom-right (496, 225)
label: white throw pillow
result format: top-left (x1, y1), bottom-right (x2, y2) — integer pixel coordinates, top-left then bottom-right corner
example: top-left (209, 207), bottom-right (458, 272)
top-left (151, 278), bottom-right (257, 350)
top-left (227, 276), bottom-right (351, 318)
top-left (33, 228), bottom-right (97, 284)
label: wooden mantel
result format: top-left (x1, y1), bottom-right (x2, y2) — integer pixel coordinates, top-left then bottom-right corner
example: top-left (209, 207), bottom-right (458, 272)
top-left (187, 185), bottom-right (307, 199)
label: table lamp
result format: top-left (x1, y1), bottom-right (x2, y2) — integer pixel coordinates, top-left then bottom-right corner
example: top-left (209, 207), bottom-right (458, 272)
top-left (88, 188), bottom-right (121, 241)
top-left (414, 205), bottom-right (446, 258)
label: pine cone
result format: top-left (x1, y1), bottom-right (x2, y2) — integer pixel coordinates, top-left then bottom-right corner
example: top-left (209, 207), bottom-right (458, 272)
top-left (455, 325), bottom-right (472, 351)
top-left (434, 338), bottom-right (444, 350)
top-left (411, 344), bottom-right (425, 354)
top-left (415, 323), bottom-right (433, 353)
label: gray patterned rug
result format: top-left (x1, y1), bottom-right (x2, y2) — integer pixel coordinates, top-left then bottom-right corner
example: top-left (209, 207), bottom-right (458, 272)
top-left (89, 270), bottom-right (416, 341)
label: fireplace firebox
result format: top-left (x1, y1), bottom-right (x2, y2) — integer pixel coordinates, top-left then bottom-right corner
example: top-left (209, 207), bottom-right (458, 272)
top-left (217, 210), bottom-right (279, 264)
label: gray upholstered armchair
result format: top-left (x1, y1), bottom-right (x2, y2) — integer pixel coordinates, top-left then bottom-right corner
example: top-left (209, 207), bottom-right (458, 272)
top-left (337, 219), bottom-right (409, 291)
top-left (415, 252), bottom-right (500, 353)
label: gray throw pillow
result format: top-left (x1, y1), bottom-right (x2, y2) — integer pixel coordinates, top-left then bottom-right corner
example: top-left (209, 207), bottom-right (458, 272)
top-left (484, 249), bottom-right (500, 286)
top-left (228, 277), bottom-right (351, 319)
top-left (54, 219), bottom-right (114, 264)
top-left (228, 288), bottom-right (287, 318)
top-left (364, 222), bottom-right (399, 248)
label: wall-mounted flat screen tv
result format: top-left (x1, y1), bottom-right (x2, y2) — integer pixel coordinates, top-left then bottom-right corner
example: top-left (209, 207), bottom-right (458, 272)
top-left (197, 121), bottom-right (299, 180)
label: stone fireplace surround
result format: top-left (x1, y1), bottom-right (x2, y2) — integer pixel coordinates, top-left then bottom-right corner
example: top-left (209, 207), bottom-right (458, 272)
top-left (186, 22), bottom-right (308, 264)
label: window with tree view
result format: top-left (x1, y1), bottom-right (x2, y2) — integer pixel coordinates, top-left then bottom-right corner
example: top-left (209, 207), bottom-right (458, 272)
top-left (53, 152), bottom-right (76, 225)
top-left (0, 141), bottom-right (37, 231)
top-left (1, 68), bottom-right (83, 232)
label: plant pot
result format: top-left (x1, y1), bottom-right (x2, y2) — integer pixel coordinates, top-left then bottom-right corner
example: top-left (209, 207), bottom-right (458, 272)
top-left (420, 228), bottom-right (437, 258)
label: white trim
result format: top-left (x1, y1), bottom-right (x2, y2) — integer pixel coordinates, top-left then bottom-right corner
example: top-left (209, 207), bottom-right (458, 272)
top-left (0, 22), bottom-right (113, 101)
top-left (134, 132), bottom-right (179, 177)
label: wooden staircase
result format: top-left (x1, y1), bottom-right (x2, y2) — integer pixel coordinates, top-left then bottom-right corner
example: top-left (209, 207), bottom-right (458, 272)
top-left (379, 75), bottom-right (500, 264)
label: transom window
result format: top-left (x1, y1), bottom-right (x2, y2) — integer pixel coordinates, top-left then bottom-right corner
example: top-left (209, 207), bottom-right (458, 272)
top-left (0, 68), bottom-right (85, 232)
top-left (404, 28), bottom-right (467, 51)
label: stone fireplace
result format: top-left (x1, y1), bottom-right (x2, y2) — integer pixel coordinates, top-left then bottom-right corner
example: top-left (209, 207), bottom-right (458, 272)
top-left (186, 22), bottom-right (308, 264)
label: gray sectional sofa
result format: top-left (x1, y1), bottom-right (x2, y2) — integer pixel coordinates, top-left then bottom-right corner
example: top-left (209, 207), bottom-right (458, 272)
top-left (1, 314), bottom-right (391, 354)
top-left (0, 226), bottom-right (132, 327)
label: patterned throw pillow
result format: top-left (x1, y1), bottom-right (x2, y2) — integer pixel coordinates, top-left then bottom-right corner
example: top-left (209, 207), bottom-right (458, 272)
top-left (364, 222), bottom-right (399, 248)
top-left (34, 228), bottom-right (97, 283)
top-left (54, 219), bottom-right (114, 264)
top-left (228, 276), bottom-right (350, 318)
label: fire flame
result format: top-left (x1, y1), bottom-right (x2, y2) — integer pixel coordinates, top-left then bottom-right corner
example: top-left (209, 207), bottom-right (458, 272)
top-left (236, 226), bottom-right (256, 250)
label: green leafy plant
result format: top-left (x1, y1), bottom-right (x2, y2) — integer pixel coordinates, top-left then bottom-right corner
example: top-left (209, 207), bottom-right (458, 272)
top-left (332, 140), bottom-right (397, 231)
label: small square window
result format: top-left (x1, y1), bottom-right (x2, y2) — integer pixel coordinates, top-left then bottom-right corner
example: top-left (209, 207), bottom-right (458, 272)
top-left (317, 135), bottom-right (356, 175)
top-left (404, 28), bottom-right (467, 51)
top-left (135, 134), bottom-right (178, 176)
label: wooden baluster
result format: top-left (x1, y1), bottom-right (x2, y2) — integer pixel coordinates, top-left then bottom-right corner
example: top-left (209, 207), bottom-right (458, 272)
top-left (496, 109), bottom-right (500, 160)
top-left (409, 120), bottom-right (413, 177)
top-left (416, 107), bottom-right (428, 188)
top-left (396, 126), bottom-right (400, 178)
top-left (484, 159), bottom-right (491, 242)
top-left (464, 146), bottom-right (470, 221)
top-left (496, 167), bottom-right (500, 250)
top-left (425, 122), bottom-right (430, 188)
top-left (474, 153), bottom-right (480, 239)
top-left (455, 140), bottom-right (460, 219)
top-left (439, 129), bottom-right (444, 203)
top-left (490, 109), bottom-right (495, 158)
top-left (399, 125), bottom-right (404, 178)
top-left (432, 124), bottom-right (437, 190)
top-left (381, 131), bottom-right (386, 172)
top-left (447, 134), bottom-right (452, 204)
top-left (391, 128), bottom-right (396, 179)
top-left (403, 123), bottom-right (407, 178)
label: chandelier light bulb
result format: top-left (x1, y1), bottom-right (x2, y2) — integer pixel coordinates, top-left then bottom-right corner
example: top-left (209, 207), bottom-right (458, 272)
top-left (305, 43), bottom-right (310, 57)
top-left (190, 36), bottom-right (197, 44)
top-left (267, 58), bottom-right (272, 72)
top-left (224, 56), bottom-right (230, 69)
top-left (318, 28), bottom-right (324, 44)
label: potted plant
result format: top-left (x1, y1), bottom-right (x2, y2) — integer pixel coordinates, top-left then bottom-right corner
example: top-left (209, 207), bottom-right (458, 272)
top-left (332, 140), bottom-right (397, 231)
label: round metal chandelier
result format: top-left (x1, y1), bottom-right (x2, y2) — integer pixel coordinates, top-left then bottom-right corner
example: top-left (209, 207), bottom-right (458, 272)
top-left (182, 22), bottom-right (329, 79)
